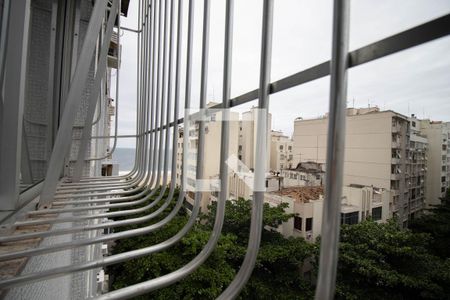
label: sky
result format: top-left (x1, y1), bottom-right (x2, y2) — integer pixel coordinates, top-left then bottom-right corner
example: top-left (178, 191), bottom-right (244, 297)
top-left (112, 0), bottom-right (450, 148)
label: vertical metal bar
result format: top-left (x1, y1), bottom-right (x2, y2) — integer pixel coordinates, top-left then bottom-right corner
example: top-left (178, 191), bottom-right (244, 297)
top-left (0, 0), bottom-right (31, 210)
top-left (146, 0), bottom-right (163, 190)
top-left (218, 0), bottom-right (273, 298)
top-left (45, 0), bottom-right (58, 161)
top-left (314, 1), bottom-right (350, 299)
top-left (158, 0), bottom-right (175, 194)
top-left (72, 1), bottom-right (119, 181)
top-left (20, 126), bottom-right (34, 184)
top-left (39, 0), bottom-right (109, 208)
top-left (152, 0), bottom-right (167, 190)
top-left (0, 0), bottom-right (9, 144)
top-left (0, 0), bottom-right (10, 107)
top-left (70, 0), bottom-right (81, 80)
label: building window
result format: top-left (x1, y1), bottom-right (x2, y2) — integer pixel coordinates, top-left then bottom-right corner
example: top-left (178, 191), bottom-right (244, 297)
top-left (288, 146), bottom-right (292, 151)
top-left (442, 187), bottom-right (446, 193)
top-left (265, 180), bottom-right (268, 188)
top-left (294, 216), bottom-right (302, 231)
top-left (238, 145), bottom-right (242, 151)
top-left (289, 154), bottom-right (293, 160)
top-left (442, 176), bottom-right (446, 183)
top-left (316, 174), bottom-right (321, 180)
top-left (341, 212), bottom-right (359, 225)
top-left (372, 207), bottom-right (382, 221)
top-left (412, 121), bottom-right (416, 127)
top-left (306, 218), bottom-right (313, 231)
top-left (279, 145), bottom-right (283, 150)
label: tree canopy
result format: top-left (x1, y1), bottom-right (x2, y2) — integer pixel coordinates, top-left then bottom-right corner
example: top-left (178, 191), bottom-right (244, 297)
top-left (107, 191), bottom-right (450, 299)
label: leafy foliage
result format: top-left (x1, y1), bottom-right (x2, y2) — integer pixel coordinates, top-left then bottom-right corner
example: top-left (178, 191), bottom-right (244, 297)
top-left (331, 220), bottom-right (450, 299)
top-left (108, 196), bottom-right (313, 299)
top-left (107, 189), bottom-right (450, 299)
top-left (410, 189), bottom-right (450, 258)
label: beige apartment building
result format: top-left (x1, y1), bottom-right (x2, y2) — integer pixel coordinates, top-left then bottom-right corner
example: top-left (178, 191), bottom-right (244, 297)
top-left (176, 105), bottom-right (284, 207)
top-left (420, 119), bottom-right (450, 207)
top-left (265, 185), bottom-right (390, 242)
top-left (406, 115), bottom-right (428, 217)
top-left (239, 107), bottom-right (272, 173)
top-left (175, 104), bottom-right (240, 211)
top-left (292, 107), bottom-right (426, 225)
top-left (270, 130), bottom-right (294, 172)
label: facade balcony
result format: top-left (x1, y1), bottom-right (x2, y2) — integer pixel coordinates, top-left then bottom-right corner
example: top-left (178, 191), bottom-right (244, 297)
top-left (391, 140), bottom-right (401, 148)
top-left (390, 173), bottom-right (402, 180)
top-left (391, 189), bottom-right (400, 196)
top-left (391, 157), bottom-right (400, 164)
top-left (392, 124), bottom-right (401, 133)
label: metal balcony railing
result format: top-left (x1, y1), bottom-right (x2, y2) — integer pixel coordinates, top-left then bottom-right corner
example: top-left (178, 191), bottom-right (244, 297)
top-left (0, 0), bottom-right (450, 299)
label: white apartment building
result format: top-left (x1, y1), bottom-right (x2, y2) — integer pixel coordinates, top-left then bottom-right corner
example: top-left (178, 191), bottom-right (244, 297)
top-left (292, 107), bottom-right (424, 225)
top-left (270, 130), bottom-right (294, 172)
top-left (265, 185), bottom-right (390, 242)
top-left (420, 119), bottom-right (450, 207)
top-left (281, 161), bottom-right (324, 188)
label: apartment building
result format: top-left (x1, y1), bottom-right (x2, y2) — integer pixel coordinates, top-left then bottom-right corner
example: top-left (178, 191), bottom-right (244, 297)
top-left (239, 107), bottom-right (272, 172)
top-left (175, 104), bottom-right (240, 211)
top-left (281, 161), bottom-right (324, 188)
top-left (292, 107), bottom-right (423, 225)
top-left (265, 185), bottom-right (390, 241)
top-left (420, 120), bottom-right (450, 207)
top-left (406, 115), bottom-right (428, 217)
top-left (270, 130), bottom-right (294, 172)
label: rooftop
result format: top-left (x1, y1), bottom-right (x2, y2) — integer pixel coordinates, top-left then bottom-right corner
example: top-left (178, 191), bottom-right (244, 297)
top-left (272, 186), bottom-right (324, 203)
top-left (286, 161), bottom-right (324, 174)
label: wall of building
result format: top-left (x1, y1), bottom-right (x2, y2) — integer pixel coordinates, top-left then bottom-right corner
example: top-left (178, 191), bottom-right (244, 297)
top-left (270, 131), bottom-right (293, 172)
top-left (420, 120), bottom-right (450, 207)
top-left (239, 108), bottom-right (272, 172)
top-left (293, 109), bottom-right (414, 223)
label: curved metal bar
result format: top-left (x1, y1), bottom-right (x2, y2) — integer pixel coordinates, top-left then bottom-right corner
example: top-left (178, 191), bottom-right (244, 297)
top-left (14, 0), bottom-right (159, 224)
top-left (21, 0), bottom-right (161, 219)
top-left (28, 0), bottom-right (178, 217)
top-left (314, 1), bottom-right (350, 299)
top-left (218, 0), bottom-right (273, 298)
top-left (92, 1), bottom-right (227, 299)
top-left (0, 0), bottom-right (184, 244)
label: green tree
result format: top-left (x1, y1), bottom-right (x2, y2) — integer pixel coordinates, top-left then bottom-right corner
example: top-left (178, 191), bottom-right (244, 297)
top-left (108, 196), bottom-right (314, 299)
top-left (410, 189), bottom-right (450, 258)
top-left (331, 220), bottom-right (450, 300)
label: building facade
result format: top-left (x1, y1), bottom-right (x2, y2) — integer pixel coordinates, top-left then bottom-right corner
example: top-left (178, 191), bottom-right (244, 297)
top-left (270, 130), bottom-right (294, 172)
top-left (239, 107), bottom-right (272, 173)
top-left (292, 107), bottom-right (427, 225)
top-left (420, 120), bottom-right (450, 207)
top-left (281, 161), bottom-right (324, 188)
top-left (265, 185), bottom-right (390, 242)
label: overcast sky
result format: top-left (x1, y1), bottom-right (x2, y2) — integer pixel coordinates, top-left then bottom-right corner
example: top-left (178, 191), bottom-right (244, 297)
top-left (113, 0), bottom-right (450, 148)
